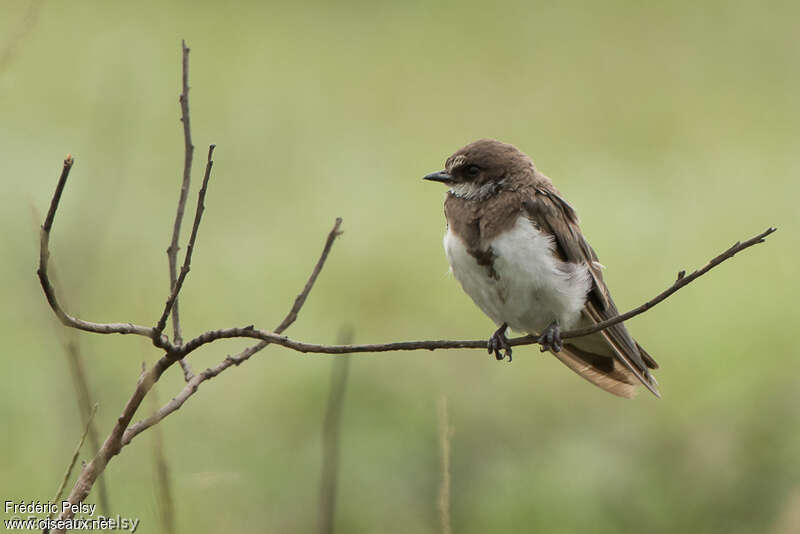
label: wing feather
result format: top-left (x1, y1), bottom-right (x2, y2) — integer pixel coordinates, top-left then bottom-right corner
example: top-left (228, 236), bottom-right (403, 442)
top-left (522, 185), bottom-right (660, 397)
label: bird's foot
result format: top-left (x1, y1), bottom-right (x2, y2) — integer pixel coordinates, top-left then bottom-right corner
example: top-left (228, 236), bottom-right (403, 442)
top-left (537, 321), bottom-right (562, 353)
top-left (487, 323), bottom-right (512, 362)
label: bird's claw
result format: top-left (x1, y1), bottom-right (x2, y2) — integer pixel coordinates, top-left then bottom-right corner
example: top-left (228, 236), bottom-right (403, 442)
top-left (487, 323), bottom-right (512, 362)
top-left (537, 321), bottom-right (562, 353)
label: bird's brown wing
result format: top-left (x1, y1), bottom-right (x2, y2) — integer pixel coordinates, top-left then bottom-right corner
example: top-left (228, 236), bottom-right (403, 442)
top-left (522, 186), bottom-right (660, 397)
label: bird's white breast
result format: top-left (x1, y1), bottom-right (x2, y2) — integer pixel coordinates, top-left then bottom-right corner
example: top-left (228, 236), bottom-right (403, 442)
top-left (444, 216), bottom-right (590, 334)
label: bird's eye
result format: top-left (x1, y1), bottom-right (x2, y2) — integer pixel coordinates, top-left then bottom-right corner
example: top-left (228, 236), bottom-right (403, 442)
top-left (465, 164), bottom-right (480, 176)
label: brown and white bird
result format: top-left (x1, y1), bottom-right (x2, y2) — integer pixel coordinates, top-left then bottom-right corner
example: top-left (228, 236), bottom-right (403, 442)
top-left (424, 139), bottom-right (659, 398)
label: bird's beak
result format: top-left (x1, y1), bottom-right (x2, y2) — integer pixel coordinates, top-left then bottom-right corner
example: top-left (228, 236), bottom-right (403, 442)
top-left (423, 170), bottom-right (453, 183)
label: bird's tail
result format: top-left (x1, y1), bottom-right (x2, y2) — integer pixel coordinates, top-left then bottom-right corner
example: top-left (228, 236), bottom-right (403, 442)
top-left (550, 343), bottom-right (647, 399)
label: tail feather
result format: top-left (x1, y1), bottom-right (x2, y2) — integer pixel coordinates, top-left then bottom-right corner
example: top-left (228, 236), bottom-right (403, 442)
top-left (551, 343), bottom-right (640, 399)
top-left (594, 328), bottom-right (661, 398)
top-left (637, 342), bottom-right (659, 370)
top-left (581, 308), bottom-right (661, 398)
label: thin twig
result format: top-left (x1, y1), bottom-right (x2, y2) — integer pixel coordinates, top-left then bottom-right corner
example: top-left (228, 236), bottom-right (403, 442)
top-left (168, 40), bottom-right (196, 381)
top-left (275, 218), bottom-right (344, 333)
top-left (49, 215), bottom-right (342, 525)
top-left (437, 396), bottom-right (453, 534)
top-left (554, 226), bottom-right (778, 340)
top-left (30, 203), bottom-right (111, 516)
top-left (55, 355), bottom-right (175, 529)
top-left (49, 43), bottom-right (208, 531)
top-left (36, 156), bottom-right (175, 350)
top-left (318, 328), bottom-right (353, 534)
top-left (49, 404), bottom-right (98, 519)
top-left (122, 218), bottom-right (344, 445)
top-left (154, 145), bottom-right (216, 345)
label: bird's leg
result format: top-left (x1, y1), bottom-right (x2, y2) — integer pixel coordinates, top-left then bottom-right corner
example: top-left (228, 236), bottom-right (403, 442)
top-left (537, 320), bottom-right (562, 353)
top-left (487, 323), bottom-right (512, 362)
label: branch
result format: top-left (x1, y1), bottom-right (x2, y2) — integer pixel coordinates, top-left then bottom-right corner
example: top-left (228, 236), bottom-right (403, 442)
top-left (176, 227), bottom-right (777, 356)
top-left (56, 355), bottom-right (175, 529)
top-left (555, 226), bottom-right (778, 340)
top-left (36, 156), bottom-right (172, 348)
top-left (275, 217), bottom-right (345, 333)
top-left (31, 201), bottom-right (111, 515)
top-left (153, 145), bottom-right (216, 343)
top-left (48, 43), bottom-right (211, 529)
top-left (121, 217), bottom-right (344, 445)
top-left (167, 40), bottom-right (195, 381)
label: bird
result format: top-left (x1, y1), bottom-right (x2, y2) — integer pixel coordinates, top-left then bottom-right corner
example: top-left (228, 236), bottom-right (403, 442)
top-left (424, 139), bottom-right (660, 398)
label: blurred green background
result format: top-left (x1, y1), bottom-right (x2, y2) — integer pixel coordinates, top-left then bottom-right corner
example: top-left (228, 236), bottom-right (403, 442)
top-left (2, 0), bottom-right (798, 532)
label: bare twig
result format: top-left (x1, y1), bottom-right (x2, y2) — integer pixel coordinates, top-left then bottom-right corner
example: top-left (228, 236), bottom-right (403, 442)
top-left (55, 356), bottom-right (175, 530)
top-left (36, 157), bottom-right (173, 348)
top-left (437, 396), bottom-right (453, 534)
top-left (318, 328), bottom-right (353, 534)
top-left (275, 219), bottom-right (345, 333)
top-left (30, 202), bottom-right (111, 515)
top-left (49, 404), bottom-right (98, 519)
top-left (552, 227), bottom-right (778, 340)
top-left (49, 215), bottom-right (342, 526)
top-left (122, 217), bottom-right (344, 445)
top-left (167, 40), bottom-right (196, 382)
top-left (153, 145), bottom-right (216, 345)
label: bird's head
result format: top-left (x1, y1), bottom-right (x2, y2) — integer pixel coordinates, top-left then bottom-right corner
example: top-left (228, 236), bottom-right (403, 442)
top-left (423, 139), bottom-right (535, 197)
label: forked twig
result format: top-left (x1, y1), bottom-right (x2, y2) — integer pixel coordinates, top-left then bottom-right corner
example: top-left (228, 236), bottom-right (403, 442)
top-left (122, 218), bottom-right (343, 445)
top-left (37, 156), bottom-right (169, 345)
top-left (154, 145), bottom-right (216, 342)
top-left (167, 40), bottom-right (196, 381)
top-left (31, 200), bottom-right (111, 514)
